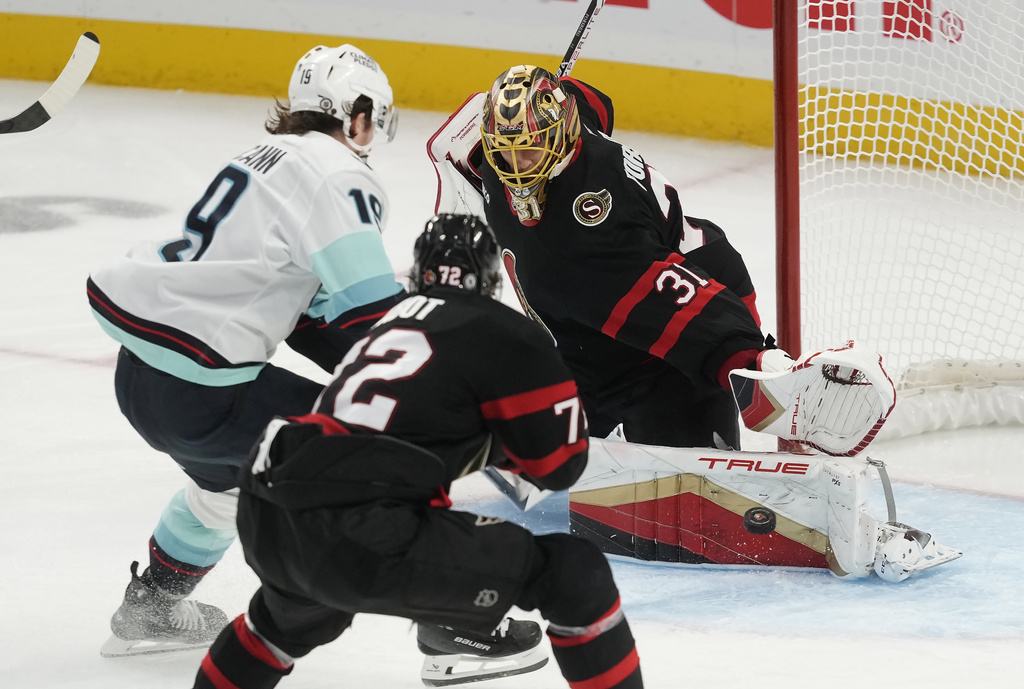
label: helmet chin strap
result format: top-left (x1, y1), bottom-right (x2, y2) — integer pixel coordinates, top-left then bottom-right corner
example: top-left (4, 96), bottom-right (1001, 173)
top-left (345, 132), bottom-right (372, 160)
top-left (344, 115), bottom-right (373, 160)
top-left (347, 139), bottom-right (372, 160)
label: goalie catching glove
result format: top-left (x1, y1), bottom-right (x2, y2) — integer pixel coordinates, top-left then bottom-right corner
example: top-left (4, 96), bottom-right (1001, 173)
top-left (729, 342), bottom-right (897, 456)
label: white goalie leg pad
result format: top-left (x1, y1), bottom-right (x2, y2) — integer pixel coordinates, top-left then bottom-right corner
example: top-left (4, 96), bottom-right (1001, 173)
top-left (730, 341), bottom-right (897, 456)
top-left (427, 92), bottom-right (487, 217)
top-left (873, 522), bottom-right (963, 583)
top-left (822, 458), bottom-right (880, 578)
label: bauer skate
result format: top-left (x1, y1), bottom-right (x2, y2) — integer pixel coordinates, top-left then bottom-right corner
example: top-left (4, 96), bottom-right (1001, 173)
top-left (730, 341), bottom-right (897, 456)
top-left (418, 617), bottom-right (548, 686)
top-left (100, 561), bottom-right (229, 657)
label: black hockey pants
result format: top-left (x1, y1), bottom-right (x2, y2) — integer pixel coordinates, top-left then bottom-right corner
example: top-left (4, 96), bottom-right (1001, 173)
top-left (219, 449), bottom-right (641, 687)
top-left (113, 347), bottom-right (323, 491)
top-left (235, 511), bottom-right (643, 689)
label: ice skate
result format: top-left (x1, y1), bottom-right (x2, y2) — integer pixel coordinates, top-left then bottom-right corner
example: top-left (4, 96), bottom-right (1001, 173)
top-left (100, 561), bottom-right (228, 657)
top-left (418, 617), bottom-right (548, 686)
top-left (873, 522), bottom-right (963, 583)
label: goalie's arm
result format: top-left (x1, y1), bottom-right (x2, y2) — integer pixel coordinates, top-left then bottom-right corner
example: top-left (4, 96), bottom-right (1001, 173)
top-left (682, 216), bottom-right (762, 328)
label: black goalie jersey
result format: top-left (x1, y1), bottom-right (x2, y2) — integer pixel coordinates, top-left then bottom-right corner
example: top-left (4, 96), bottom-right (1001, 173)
top-left (479, 78), bottom-right (766, 413)
top-left (306, 287), bottom-right (588, 492)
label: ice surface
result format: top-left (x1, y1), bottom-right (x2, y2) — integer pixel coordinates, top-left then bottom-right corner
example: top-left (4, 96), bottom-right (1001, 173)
top-left (1, 80), bottom-right (1021, 688)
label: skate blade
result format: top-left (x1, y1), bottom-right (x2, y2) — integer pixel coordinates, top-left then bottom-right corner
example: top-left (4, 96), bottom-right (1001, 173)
top-left (100, 633), bottom-right (212, 658)
top-left (420, 646), bottom-right (549, 686)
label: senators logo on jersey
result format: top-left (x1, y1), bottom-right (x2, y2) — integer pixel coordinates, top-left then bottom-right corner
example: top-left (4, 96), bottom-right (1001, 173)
top-left (573, 189), bottom-right (612, 226)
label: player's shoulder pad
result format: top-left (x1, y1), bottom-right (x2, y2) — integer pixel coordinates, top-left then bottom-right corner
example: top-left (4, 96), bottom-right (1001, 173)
top-left (561, 77), bottom-right (614, 136)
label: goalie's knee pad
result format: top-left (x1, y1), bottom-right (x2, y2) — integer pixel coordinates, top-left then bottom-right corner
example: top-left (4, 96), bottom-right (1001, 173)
top-left (519, 534), bottom-right (620, 627)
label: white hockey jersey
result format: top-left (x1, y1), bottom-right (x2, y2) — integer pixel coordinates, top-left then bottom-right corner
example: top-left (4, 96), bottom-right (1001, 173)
top-left (88, 131), bottom-right (403, 386)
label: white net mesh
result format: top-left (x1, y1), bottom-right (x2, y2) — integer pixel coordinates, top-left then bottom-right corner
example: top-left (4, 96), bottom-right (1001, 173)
top-left (797, 0), bottom-right (1024, 390)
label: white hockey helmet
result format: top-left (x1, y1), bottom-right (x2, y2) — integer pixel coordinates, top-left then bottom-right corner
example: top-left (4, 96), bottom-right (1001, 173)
top-left (288, 44), bottom-right (398, 154)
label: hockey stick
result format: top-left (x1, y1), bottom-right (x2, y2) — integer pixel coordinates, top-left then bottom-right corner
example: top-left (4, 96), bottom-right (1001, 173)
top-left (0, 32), bottom-right (101, 135)
top-left (481, 1), bottom-right (606, 508)
top-left (482, 466), bottom-right (553, 512)
top-left (557, 0), bottom-right (606, 78)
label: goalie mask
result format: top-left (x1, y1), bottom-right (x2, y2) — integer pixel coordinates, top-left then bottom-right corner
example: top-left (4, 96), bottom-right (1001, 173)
top-left (289, 44), bottom-right (399, 157)
top-left (412, 214), bottom-right (502, 298)
top-left (481, 65), bottom-right (581, 223)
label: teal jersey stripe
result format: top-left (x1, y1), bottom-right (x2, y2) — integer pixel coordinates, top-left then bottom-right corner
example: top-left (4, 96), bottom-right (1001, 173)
top-left (91, 309), bottom-right (263, 387)
top-left (309, 231), bottom-right (401, 322)
top-left (153, 491), bottom-right (237, 567)
top-left (306, 274), bottom-right (404, 321)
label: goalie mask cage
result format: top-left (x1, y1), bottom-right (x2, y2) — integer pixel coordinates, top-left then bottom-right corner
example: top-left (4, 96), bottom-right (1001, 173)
top-left (774, 0), bottom-right (1024, 438)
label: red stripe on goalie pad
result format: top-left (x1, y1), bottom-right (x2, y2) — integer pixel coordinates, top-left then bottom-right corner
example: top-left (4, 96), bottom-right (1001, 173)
top-left (569, 493), bottom-right (828, 569)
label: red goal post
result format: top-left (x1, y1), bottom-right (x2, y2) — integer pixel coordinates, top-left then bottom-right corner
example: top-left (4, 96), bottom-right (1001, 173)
top-left (773, 0), bottom-right (1024, 438)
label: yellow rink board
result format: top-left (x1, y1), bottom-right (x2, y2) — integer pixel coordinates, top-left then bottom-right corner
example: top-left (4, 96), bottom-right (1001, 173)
top-left (5, 12), bottom-right (1021, 175)
top-left (0, 12), bottom-right (775, 146)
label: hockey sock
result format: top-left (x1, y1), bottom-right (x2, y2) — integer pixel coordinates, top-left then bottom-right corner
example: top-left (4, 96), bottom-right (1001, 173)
top-left (143, 536), bottom-right (216, 597)
top-left (547, 598), bottom-right (642, 689)
top-left (193, 615), bottom-right (293, 689)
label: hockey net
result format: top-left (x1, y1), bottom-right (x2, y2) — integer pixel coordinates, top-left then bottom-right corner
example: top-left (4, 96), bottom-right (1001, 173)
top-left (776, 0), bottom-right (1024, 438)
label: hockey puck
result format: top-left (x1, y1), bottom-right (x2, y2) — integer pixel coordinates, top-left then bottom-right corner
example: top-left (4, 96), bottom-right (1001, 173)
top-left (743, 507), bottom-right (777, 535)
